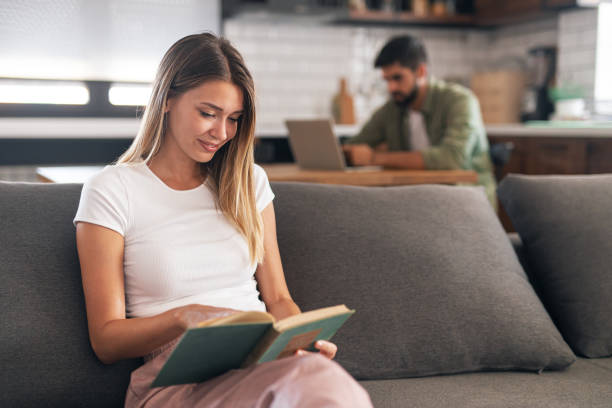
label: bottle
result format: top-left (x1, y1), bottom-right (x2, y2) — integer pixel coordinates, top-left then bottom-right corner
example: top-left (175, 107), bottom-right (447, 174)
top-left (431, 0), bottom-right (447, 16)
top-left (332, 78), bottom-right (356, 125)
top-left (413, 0), bottom-right (428, 16)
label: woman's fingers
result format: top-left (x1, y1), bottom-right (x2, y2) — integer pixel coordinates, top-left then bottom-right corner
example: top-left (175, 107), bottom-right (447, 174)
top-left (294, 340), bottom-right (337, 359)
top-left (314, 340), bottom-right (337, 359)
top-left (174, 305), bottom-right (240, 329)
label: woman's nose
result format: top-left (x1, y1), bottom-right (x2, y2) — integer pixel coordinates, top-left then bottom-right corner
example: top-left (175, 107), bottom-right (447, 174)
top-left (210, 118), bottom-right (227, 141)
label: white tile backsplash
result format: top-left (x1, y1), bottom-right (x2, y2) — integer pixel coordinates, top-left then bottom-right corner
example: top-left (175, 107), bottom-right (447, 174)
top-left (558, 8), bottom-right (599, 109)
top-left (225, 8), bottom-right (600, 128)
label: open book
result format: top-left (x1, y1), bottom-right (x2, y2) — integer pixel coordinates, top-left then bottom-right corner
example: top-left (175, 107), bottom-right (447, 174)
top-left (151, 304), bottom-right (354, 387)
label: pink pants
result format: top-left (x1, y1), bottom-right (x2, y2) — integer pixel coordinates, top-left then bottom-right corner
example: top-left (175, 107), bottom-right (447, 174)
top-left (125, 341), bottom-right (373, 408)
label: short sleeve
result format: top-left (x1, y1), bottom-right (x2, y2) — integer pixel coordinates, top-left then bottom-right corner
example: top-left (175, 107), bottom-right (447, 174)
top-left (253, 164), bottom-right (275, 212)
top-left (73, 166), bottom-right (129, 236)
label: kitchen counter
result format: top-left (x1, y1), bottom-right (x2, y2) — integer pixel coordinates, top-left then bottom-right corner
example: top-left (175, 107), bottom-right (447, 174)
top-left (488, 126), bottom-right (612, 189)
top-left (36, 164), bottom-right (478, 186)
top-left (0, 118), bottom-right (360, 139)
top-left (487, 123), bottom-right (612, 138)
top-left (0, 118), bottom-right (140, 139)
top-left (2, 118), bottom-right (611, 168)
top-left (1, 118), bottom-right (611, 139)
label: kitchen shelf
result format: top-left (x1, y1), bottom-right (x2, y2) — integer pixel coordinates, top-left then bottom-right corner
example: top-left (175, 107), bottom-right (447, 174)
top-left (333, 9), bottom-right (477, 28)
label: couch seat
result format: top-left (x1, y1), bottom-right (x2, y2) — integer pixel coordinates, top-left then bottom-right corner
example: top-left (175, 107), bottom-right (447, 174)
top-left (360, 358), bottom-right (612, 408)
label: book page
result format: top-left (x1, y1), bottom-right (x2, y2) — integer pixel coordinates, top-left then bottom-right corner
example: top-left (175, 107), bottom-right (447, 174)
top-left (198, 310), bottom-right (275, 328)
top-left (273, 304), bottom-right (350, 332)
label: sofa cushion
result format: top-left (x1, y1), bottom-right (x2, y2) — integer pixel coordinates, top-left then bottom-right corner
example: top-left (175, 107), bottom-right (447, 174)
top-left (498, 174), bottom-right (612, 358)
top-left (0, 182), bottom-right (141, 408)
top-left (360, 358), bottom-right (612, 408)
top-left (271, 182), bottom-right (575, 380)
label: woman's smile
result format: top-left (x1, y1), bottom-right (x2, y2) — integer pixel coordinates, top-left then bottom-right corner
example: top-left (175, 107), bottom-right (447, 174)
top-left (198, 139), bottom-right (221, 153)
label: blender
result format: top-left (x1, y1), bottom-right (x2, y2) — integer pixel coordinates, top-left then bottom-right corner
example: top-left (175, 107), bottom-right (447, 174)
top-left (521, 46), bottom-right (557, 122)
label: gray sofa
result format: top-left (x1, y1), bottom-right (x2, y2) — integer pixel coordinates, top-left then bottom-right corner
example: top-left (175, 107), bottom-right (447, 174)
top-left (2, 175), bottom-right (611, 407)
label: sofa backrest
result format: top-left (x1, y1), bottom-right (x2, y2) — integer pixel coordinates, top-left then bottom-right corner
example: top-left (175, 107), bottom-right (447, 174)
top-left (0, 182), bottom-right (140, 408)
top-left (270, 182), bottom-right (574, 380)
top-left (0, 180), bottom-right (540, 406)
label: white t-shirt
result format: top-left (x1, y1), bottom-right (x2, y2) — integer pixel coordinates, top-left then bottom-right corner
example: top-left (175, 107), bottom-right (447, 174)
top-left (73, 162), bottom-right (274, 318)
top-left (404, 110), bottom-right (431, 151)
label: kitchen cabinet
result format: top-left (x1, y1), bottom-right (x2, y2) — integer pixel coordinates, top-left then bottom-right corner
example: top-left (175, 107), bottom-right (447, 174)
top-left (476, 0), bottom-right (541, 19)
top-left (586, 140), bottom-right (612, 173)
top-left (489, 135), bottom-right (612, 177)
top-left (488, 133), bottom-right (612, 230)
top-left (475, 0), bottom-right (579, 26)
top-left (524, 139), bottom-right (587, 174)
top-left (542, 0), bottom-right (582, 10)
top-left (334, 9), bottom-right (475, 27)
top-left (334, 0), bottom-right (590, 28)
top-left (228, 0), bottom-right (596, 28)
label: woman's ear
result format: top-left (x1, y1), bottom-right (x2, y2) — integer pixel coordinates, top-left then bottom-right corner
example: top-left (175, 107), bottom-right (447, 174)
top-left (164, 96), bottom-right (175, 113)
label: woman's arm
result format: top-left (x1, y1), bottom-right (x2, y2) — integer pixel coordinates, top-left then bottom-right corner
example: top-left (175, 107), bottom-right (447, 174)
top-left (255, 202), bottom-right (337, 359)
top-left (76, 222), bottom-right (236, 364)
top-left (255, 202), bottom-right (301, 320)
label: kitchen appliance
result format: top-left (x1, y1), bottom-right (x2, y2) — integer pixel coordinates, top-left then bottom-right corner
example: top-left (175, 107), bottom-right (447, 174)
top-left (521, 46), bottom-right (556, 121)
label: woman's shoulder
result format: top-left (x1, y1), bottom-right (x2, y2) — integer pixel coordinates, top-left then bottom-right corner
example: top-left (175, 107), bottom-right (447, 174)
top-left (253, 163), bottom-right (273, 189)
top-left (88, 162), bottom-right (143, 182)
top-left (252, 163), bottom-right (274, 211)
top-left (84, 162), bottom-right (145, 194)
top-left (253, 163), bottom-right (268, 181)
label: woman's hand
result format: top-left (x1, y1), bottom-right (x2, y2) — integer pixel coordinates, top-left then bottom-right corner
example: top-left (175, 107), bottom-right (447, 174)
top-left (173, 304), bottom-right (240, 330)
top-left (295, 340), bottom-right (338, 360)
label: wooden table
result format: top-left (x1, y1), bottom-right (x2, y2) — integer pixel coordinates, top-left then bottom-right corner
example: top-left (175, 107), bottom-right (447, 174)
top-left (37, 165), bottom-right (478, 187)
top-left (263, 164), bottom-right (478, 186)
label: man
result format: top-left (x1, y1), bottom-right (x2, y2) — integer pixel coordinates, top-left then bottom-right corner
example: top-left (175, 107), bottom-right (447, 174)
top-left (343, 35), bottom-right (496, 207)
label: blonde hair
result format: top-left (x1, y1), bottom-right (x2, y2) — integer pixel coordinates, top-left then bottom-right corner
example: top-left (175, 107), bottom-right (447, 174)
top-left (117, 33), bottom-right (263, 263)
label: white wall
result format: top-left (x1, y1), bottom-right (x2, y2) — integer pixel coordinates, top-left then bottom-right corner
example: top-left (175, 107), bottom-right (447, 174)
top-left (595, 3), bottom-right (612, 114)
top-left (224, 13), bottom-right (564, 129)
top-left (0, 0), bottom-right (221, 82)
top-left (557, 8), bottom-right (599, 111)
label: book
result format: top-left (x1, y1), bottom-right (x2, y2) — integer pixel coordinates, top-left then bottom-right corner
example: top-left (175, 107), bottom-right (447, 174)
top-left (150, 304), bottom-right (355, 387)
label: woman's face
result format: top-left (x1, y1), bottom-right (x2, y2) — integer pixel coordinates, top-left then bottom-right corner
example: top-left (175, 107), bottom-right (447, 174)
top-left (164, 80), bottom-right (244, 164)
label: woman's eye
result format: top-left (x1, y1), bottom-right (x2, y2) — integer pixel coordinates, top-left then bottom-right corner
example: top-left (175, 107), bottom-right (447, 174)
top-left (200, 111), bottom-right (215, 118)
top-left (228, 116), bottom-right (241, 123)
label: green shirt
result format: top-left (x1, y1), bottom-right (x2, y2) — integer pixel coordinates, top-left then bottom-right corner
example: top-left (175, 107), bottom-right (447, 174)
top-left (347, 78), bottom-right (496, 207)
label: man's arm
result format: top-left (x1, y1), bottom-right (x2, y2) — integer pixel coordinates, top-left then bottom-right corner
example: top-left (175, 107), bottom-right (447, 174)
top-left (373, 150), bottom-right (425, 169)
top-left (356, 94), bottom-right (481, 170)
top-left (345, 93), bottom-right (481, 170)
top-left (345, 105), bottom-right (387, 147)
top-left (420, 94), bottom-right (481, 170)
top-left (342, 144), bottom-right (425, 169)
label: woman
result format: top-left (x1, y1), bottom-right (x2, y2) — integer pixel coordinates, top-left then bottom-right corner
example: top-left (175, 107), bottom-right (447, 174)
top-left (74, 33), bottom-right (372, 407)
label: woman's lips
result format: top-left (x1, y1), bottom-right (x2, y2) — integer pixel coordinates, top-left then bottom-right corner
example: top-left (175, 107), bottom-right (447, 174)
top-left (198, 139), bottom-right (219, 153)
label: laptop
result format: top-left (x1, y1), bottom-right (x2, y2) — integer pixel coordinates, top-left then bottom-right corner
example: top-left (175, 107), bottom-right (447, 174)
top-left (285, 119), bottom-right (381, 171)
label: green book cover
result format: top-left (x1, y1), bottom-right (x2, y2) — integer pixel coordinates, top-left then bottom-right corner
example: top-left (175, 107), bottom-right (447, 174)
top-left (151, 305), bottom-right (354, 388)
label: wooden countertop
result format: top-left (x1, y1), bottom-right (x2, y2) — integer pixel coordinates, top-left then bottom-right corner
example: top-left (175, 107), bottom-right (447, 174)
top-left (3, 118), bottom-right (612, 139)
top-left (263, 164), bottom-right (478, 186)
top-left (486, 123), bottom-right (612, 138)
top-left (37, 164), bottom-right (478, 187)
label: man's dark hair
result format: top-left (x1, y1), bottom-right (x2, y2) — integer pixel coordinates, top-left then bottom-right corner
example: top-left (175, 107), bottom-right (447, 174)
top-left (374, 35), bottom-right (428, 70)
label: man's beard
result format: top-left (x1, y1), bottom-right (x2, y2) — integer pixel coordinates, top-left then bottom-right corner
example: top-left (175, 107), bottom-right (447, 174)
top-left (392, 84), bottom-right (418, 107)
